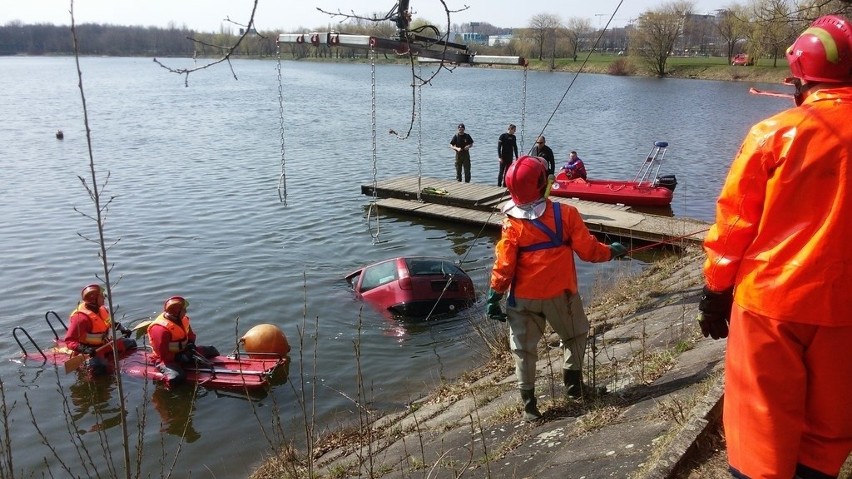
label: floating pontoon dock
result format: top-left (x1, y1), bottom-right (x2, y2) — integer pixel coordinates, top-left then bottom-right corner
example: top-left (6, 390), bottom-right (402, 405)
top-left (361, 176), bottom-right (709, 246)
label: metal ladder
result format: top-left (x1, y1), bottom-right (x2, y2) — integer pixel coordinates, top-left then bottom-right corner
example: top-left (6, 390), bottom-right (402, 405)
top-left (633, 141), bottom-right (669, 186)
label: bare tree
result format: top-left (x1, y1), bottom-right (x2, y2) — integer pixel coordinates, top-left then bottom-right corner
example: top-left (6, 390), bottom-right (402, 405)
top-left (716, 4), bottom-right (751, 61)
top-left (748, 0), bottom-right (798, 66)
top-left (794, 0), bottom-right (852, 22)
top-left (565, 17), bottom-right (593, 61)
top-left (527, 13), bottom-right (562, 61)
top-left (630, 1), bottom-right (695, 76)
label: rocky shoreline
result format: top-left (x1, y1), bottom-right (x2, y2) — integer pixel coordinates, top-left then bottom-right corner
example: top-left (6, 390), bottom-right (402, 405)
top-left (251, 247), bottom-right (739, 478)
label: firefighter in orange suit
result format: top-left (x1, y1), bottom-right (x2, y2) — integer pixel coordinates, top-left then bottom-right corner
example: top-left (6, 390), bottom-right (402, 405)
top-left (148, 296), bottom-right (219, 386)
top-left (64, 284), bottom-right (136, 375)
top-left (700, 15), bottom-right (852, 479)
top-left (487, 155), bottom-right (627, 422)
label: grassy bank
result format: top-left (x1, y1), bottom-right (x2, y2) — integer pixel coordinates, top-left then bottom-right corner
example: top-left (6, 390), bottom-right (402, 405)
top-left (296, 52), bottom-right (790, 84)
top-left (519, 54), bottom-right (790, 84)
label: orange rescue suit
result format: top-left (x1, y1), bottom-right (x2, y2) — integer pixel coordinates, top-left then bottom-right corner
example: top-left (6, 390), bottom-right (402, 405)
top-left (148, 313), bottom-right (194, 363)
top-left (64, 302), bottom-right (111, 350)
top-left (704, 86), bottom-right (852, 478)
top-left (490, 200), bottom-right (611, 298)
top-left (704, 87), bottom-right (852, 326)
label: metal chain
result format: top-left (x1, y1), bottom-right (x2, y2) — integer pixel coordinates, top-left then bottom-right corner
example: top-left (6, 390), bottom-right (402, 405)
top-left (276, 42), bottom-right (287, 205)
top-left (367, 46), bottom-right (381, 244)
top-left (520, 64), bottom-right (528, 154)
top-left (416, 62), bottom-right (423, 202)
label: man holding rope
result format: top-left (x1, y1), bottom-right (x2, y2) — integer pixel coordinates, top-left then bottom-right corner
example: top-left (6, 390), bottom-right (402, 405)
top-left (486, 156), bottom-right (626, 421)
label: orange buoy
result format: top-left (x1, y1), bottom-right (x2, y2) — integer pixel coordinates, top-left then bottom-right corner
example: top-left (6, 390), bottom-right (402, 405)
top-left (239, 324), bottom-right (290, 359)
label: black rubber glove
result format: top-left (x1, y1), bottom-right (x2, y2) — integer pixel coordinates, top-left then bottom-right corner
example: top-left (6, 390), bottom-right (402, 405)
top-left (609, 242), bottom-right (628, 259)
top-left (78, 345), bottom-right (97, 357)
top-left (698, 286), bottom-right (733, 340)
top-left (116, 322), bottom-right (132, 338)
top-left (486, 288), bottom-right (507, 322)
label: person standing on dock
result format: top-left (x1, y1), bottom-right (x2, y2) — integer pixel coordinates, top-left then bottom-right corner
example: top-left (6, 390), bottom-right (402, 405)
top-left (530, 136), bottom-right (555, 176)
top-left (486, 156), bottom-right (627, 422)
top-left (700, 15), bottom-right (852, 479)
top-left (148, 296), bottom-right (219, 386)
top-left (450, 123), bottom-right (474, 183)
top-left (497, 123), bottom-right (518, 187)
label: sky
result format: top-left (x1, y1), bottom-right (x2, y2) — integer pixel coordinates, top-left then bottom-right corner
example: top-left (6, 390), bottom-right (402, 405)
top-left (1, 0), bottom-right (731, 32)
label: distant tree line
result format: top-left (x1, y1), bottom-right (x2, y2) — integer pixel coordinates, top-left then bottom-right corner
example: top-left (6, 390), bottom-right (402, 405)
top-left (5, 0), bottom-right (851, 72)
top-left (0, 21), bottom-right (281, 57)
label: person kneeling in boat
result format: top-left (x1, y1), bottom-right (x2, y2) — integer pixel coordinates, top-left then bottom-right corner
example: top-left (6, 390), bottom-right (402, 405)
top-left (64, 284), bottom-right (137, 375)
top-left (560, 151), bottom-right (587, 180)
top-left (147, 296), bottom-right (219, 386)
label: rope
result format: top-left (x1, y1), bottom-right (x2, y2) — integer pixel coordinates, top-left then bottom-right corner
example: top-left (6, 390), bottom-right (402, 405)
top-left (530, 1), bottom-right (624, 148)
top-left (627, 228), bottom-right (710, 255)
top-left (520, 64), bottom-right (528, 153)
top-left (368, 46), bottom-right (382, 244)
top-left (416, 63), bottom-right (423, 202)
top-left (276, 42), bottom-right (287, 205)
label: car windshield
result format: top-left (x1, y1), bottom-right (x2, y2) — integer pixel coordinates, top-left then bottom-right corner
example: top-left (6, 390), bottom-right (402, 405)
top-left (359, 260), bottom-right (398, 292)
top-left (404, 258), bottom-right (465, 276)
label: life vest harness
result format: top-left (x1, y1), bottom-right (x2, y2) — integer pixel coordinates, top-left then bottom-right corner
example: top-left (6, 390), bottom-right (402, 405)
top-left (71, 302), bottom-right (111, 345)
top-left (148, 314), bottom-right (192, 360)
top-left (508, 203), bottom-right (572, 307)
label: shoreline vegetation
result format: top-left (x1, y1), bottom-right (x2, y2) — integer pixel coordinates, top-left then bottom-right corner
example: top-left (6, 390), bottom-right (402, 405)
top-left (2, 52), bottom-right (791, 85)
top-left (278, 53), bottom-right (791, 84)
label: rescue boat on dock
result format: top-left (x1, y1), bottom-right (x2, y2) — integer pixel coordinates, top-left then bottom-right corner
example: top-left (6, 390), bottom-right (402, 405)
top-left (549, 141), bottom-right (677, 207)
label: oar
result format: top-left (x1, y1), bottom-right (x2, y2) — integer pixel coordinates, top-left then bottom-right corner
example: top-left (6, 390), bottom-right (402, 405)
top-left (63, 342), bottom-right (114, 374)
top-left (131, 320), bottom-right (153, 340)
top-left (131, 319), bottom-right (153, 331)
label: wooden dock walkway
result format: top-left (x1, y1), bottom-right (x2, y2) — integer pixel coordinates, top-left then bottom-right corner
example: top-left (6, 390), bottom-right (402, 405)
top-left (362, 176), bottom-right (710, 246)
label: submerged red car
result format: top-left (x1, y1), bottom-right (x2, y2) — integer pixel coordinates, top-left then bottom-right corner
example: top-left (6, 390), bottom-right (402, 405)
top-left (345, 257), bottom-right (477, 319)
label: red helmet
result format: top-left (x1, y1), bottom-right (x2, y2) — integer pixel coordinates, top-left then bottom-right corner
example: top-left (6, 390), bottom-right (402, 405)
top-left (81, 284), bottom-right (104, 305)
top-left (786, 15), bottom-right (852, 83)
top-left (163, 296), bottom-right (188, 318)
top-left (505, 156), bottom-right (547, 205)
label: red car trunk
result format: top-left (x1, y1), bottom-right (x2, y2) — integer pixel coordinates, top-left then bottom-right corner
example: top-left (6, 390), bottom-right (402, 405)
top-left (346, 257), bottom-right (477, 320)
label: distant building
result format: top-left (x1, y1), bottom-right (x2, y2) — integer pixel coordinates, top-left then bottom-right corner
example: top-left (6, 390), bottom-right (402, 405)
top-left (460, 32), bottom-right (487, 44)
top-left (488, 34), bottom-right (514, 47)
top-left (680, 13), bottom-right (718, 56)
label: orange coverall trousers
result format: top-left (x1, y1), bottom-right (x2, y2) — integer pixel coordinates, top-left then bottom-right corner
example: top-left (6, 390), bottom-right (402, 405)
top-left (725, 306), bottom-right (852, 478)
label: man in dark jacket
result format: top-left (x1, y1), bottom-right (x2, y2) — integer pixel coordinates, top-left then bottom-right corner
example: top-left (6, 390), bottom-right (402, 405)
top-left (531, 136), bottom-right (555, 175)
top-left (496, 123), bottom-right (518, 186)
top-left (450, 123), bottom-right (474, 182)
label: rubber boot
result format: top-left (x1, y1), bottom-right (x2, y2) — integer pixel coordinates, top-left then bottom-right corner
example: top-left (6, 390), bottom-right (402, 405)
top-left (520, 388), bottom-right (542, 422)
top-left (563, 369), bottom-right (607, 400)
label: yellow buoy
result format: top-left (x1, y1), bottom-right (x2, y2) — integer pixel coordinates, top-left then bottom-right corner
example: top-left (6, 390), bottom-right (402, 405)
top-left (239, 324), bottom-right (291, 359)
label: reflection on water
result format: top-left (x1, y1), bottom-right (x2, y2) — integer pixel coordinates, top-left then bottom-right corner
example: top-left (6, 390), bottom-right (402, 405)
top-left (151, 385), bottom-right (201, 443)
top-left (68, 374), bottom-right (122, 433)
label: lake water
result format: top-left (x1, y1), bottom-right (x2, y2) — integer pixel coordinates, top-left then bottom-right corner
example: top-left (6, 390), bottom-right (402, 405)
top-left (0, 56), bottom-right (787, 477)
